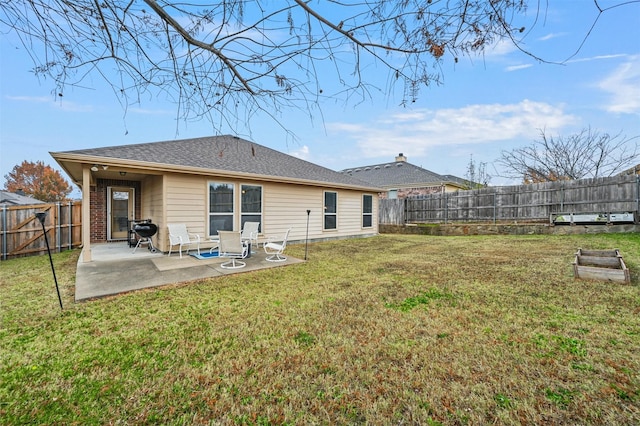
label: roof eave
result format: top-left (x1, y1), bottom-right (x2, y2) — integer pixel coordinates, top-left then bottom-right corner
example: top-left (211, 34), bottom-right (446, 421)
top-left (50, 152), bottom-right (382, 192)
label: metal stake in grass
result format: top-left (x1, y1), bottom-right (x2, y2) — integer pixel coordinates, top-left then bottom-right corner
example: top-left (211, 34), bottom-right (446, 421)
top-left (35, 212), bottom-right (63, 310)
top-left (305, 209), bottom-right (310, 260)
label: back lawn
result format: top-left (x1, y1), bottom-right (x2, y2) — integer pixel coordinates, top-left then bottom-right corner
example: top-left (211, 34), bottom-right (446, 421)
top-left (1, 233), bottom-right (639, 424)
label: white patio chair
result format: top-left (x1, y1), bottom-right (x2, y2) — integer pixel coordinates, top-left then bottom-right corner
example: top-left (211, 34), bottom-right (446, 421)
top-left (241, 221), bottom-right (260, 252)
top-left (218, 231), bottom-right (249, 269)
top-left (263, 228), bottom-right (291, 262)
top-left (167, 223), bottom-right (201, 258)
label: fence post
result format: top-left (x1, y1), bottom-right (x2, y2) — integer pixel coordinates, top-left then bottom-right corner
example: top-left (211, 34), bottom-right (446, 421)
top-left (636, 175), bottom-right (639, 221)
top-left (68, 201), bottom-right (73, 250)
top-left (403, 198), bottom-right (407, 224)
top-left (493, 193), bottom-right (496, 225)
top-left (403, 198), bottom-right (408, 225)
top-left (56, 202), bottom-right (61, 252)
top-left (444, 193), bottom-right (448, 224)
top-left (1, 205), bottom-right (6, 261)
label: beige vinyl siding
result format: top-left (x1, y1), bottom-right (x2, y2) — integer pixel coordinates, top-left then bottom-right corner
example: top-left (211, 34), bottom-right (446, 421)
top-left (338, 191), bottom-right (362, 230)
top-left (141, 175), bottom-right (163, 221)
top-left (162, 174), bottom-right (208, 251)
top-left (262, 183), bottom-right (322, 243)
top-left (154, 174), bottom-right (377, 251)
top-left (141, 175), bottom-right (165, 248)
top-left (262, 183), bottom-right (378, 243)
top-left (444, 183), bottom-right (461, 192)
top-left (336, 190), bottom-right (378, 234)
top-left (165, 174), bottom-right (207, 226)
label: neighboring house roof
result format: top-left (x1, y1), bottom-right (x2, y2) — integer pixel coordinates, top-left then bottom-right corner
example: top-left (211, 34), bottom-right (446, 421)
top-left (51, 135), bottom-right (382, 192)
top-left (617, 164), bottom-right (640, 176)
top-left (341, 156), bottom-right (468, 190)
top-left (441, 174), bottom-right (472, 187)
top-left (0, 190), bottom-right (45, 205)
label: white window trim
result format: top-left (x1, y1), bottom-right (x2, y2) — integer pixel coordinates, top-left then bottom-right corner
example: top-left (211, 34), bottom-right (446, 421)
top-left (240, 184), bottom-right (263, 230)
top-left (362, 194), bottom-right (373, 229)
top-left (324, 190), bottom-right (338, 231)
top-left (208, 181), bottom-right (235, 237)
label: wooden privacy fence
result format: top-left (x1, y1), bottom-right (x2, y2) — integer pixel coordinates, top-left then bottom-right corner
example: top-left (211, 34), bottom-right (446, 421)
top-left (379, 174), bottom-right (640, 225)
top-left (1, 202), bottom-right (82, 260)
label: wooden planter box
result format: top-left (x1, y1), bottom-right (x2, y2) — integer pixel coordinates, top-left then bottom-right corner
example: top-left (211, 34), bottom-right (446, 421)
top-left (573, 249), bottom-right (630, 283)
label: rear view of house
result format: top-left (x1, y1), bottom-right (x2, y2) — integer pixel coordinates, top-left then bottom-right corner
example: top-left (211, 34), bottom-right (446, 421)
top-left (51, 135), bottom-right (381, 262)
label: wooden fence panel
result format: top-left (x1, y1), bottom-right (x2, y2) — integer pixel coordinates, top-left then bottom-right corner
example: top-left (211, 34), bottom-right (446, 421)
top-left (379, 199), bottom-right (405, 225)
top-left (381, 174), bottom-right (640, 225)
top-left (1, 202), bottom-right (82, 260)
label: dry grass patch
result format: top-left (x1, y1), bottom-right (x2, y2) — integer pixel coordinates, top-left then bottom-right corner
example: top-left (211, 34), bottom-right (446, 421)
top-left (1, 233), bottom-right (639, 424)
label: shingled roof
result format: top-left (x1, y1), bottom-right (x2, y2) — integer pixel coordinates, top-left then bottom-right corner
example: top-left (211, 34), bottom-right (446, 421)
top-left (0, 190), bottom-right (45, 206)
top-left (341, 158), bottom-right (465, 189)
top-left (51, 135), bottom-right (381, 191)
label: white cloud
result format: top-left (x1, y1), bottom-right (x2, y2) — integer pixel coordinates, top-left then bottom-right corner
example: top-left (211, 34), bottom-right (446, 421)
top-left (327, 100), bottom-right (578, 159)
top-left (505, 64), bottom-right (533, 72)
top-left (289, 144), bottom-right (310, 160)
top-left (539, 32), bottom-right (567, 41)
top-left (485, 39), bottom-right (519, 57)
top-left (598, 55), bottom-right (640, 114)
top-left (6, 95), bottom-right (51, 103)
top-left (5, 94), bottom-right (93, 112)
top-left (567, 54), bottom-right (627, 64)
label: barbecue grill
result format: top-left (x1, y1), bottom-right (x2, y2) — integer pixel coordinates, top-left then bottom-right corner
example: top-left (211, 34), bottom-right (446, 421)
top-left (132, 219), bottom-right (158, 253)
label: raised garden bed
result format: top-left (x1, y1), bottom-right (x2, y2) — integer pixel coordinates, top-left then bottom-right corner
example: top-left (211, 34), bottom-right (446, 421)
top-left (573, 249), bottom-right (630, 283)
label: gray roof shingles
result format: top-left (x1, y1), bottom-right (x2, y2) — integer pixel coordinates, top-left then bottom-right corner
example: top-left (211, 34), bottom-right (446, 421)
top-left (341, 161), bottom-right (450, 188)
top-left (0, 190), bottom-right (45, 205)
top-left (59, 135), bottom-right (380, 190)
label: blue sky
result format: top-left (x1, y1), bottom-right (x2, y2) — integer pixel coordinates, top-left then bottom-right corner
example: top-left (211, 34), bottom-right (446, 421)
top-left (1, 1), bottom-right (639, 191)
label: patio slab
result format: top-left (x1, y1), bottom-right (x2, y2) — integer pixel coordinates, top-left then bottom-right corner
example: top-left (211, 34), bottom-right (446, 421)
top-left (75, 243), bottom-right (303, 301)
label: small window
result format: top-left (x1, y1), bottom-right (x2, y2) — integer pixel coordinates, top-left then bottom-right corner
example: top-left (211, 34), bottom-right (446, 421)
top-left (363, 194), bottom-right (373, 228)
top-left (209, 182), bottom-right (234, 236)
top-left (324, 191), bottom-right (337, 230)
top-left (241, 184), bottom-right (262, 232)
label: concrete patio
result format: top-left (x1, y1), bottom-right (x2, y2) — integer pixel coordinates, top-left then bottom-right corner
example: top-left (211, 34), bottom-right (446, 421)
top-left (75, 242), bottom-right (304, 301)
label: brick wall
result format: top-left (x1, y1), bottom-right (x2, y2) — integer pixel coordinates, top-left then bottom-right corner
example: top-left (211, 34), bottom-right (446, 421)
top-left (90, 179), bottom-right (142, 242)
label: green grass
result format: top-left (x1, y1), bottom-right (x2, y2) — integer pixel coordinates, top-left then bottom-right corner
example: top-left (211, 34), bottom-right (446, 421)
top-left (1, 233), bottom-right (640, 424)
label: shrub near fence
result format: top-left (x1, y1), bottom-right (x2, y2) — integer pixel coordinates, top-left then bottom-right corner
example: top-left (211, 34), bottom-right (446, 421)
top-left (379, 174), bottom-right (640, 225)
top-left (0, 202), bottom-right (82, 260)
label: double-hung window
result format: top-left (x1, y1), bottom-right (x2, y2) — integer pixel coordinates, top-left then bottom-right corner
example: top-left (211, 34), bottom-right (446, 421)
top-left (324, 191), bottom-right (337, 230)
top-left (241, 184), bottom-right (262, 232)
top-left (209, 182), bottom-right (234, 236)
top-left (362, 194), bottom-right (373, 228)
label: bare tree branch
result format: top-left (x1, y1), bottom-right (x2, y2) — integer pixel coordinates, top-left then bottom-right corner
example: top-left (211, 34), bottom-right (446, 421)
top-left (0, 0), bottom-right (637, 135)
top-left (496, 128), bottom-right (640, 182)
